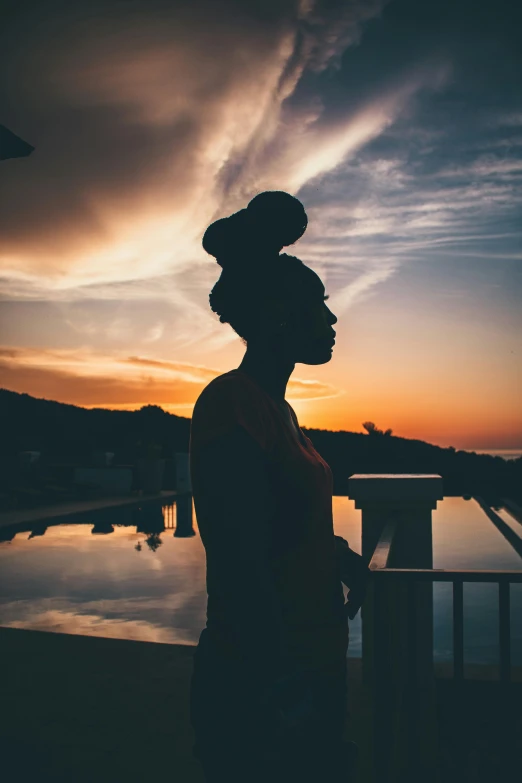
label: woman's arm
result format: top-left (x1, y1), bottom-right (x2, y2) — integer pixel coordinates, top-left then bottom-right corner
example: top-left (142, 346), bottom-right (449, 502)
top-left (192, 423), bottom-right (296, 687)
top-left (334, 535), bottom-right (371, 620)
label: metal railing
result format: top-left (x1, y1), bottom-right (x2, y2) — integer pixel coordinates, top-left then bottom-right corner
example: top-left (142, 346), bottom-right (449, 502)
top-left (364, 515), bottom-right (522, 782)
top-left (368, 518), bottom-right (522, 683)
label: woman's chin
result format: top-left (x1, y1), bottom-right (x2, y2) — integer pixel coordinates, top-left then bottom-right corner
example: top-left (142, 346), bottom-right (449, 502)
top-left (296, 346), bottom-right (334, 365)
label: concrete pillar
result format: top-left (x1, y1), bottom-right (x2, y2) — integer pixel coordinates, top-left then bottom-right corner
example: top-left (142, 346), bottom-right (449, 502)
top-left (348, 473), bottom-right (442, 564)
top-left (348, 474), bottom-right (443, 783)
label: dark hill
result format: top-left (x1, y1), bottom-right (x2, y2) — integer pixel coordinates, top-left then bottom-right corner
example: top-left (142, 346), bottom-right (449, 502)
top-left (0, 388), bottom-right (190, 460)
top-left (1, 388), bottom-right (520, 503)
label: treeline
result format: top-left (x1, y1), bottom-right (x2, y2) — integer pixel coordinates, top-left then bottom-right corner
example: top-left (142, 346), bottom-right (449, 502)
top-left (0, 390), bottom-right (190, 461)
top-left (1, 388), bottom-right (520, 503)
top-left (302, 426), bottom-right (521, 503)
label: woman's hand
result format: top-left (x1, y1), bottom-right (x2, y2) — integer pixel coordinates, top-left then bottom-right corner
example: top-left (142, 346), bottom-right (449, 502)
top-left (344, 571), bottom-right (369, 620)
top-left (334, 535), bottom-right (371, 620)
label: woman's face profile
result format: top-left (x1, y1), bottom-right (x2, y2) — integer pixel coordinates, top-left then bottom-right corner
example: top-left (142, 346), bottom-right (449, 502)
top-left (287, 284), bottom-right (337, 366)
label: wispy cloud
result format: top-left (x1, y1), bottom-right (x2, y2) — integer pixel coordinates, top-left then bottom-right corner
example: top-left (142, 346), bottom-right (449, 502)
top-left (437, 156), bottom-right (522, 178)
top-left (493, 112), bottom-right (522, 128)
top-left (293, 122), bottom-right (522, 310)
top-left (0, 0), bottom-right (445, 333)
top-left (327, 260), bottom-right (399, 313)
top-left (0, 346), bottom-right (343, 408)
top-left (1, 1), bottom-right (388, 290)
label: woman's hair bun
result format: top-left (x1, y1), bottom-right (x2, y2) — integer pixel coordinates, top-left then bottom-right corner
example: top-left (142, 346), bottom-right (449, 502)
top-left (202, 191), bottom-right (307, 266)
top-left (202, 210), bottom-right (248, 264)
top-left (246, 191), bottom-right (308, 247)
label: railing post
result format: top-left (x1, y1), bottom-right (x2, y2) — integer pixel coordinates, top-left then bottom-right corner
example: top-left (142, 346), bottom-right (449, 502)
top-left (347, 474), bottom-right (443, 782)
top-left (174, 493), bottom-right (195, 537)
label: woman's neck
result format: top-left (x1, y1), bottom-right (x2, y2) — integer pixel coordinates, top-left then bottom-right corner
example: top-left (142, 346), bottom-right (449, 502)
top-left (236, 345), bottom-right (294, 403)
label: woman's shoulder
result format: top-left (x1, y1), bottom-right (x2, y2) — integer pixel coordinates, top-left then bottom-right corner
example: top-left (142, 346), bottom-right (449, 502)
top-left (191, 370), bottom-right (276, 453)
top-left (193, 370), bottom-right (249, 409)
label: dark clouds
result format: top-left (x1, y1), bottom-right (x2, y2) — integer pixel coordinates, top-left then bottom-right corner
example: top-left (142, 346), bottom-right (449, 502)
top-left (0, 0), bottom-right (389, 274)
top-left (2, 0), bottom-right (519, 296)
top-left (1, 1), bottom-right (287, 263)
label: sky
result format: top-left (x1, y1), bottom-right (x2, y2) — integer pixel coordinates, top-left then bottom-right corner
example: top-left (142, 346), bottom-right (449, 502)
top-left (0, 0), bottom-right (521, 450)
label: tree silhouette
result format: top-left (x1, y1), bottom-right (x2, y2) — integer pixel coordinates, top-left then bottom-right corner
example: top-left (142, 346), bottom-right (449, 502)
top-left (139, 404), bottom-right (167, 417)
top-left (362, 421), bottom-right (393, 436)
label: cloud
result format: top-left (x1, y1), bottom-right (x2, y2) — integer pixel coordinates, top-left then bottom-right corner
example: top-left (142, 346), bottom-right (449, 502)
top-left (0, 0), bottom-right (520, 448)
top-left (493, 112), bottom-right (522, 128)
top-left (0, 2), bottom-right (379, 283)
top-left (327, 260), bottom-right (399, 313)
top-left (296, 0), bottom-right (389, 73)
top-left (290, 116), bottom-right (522, 312)
top-left (0, 346), bottom-right (343, 408)
top-left (5, 0), bottom-right (459, 360)
top-left (2, 0), bottom-right (445, 318)
top-left (287, 377), bottom-right (344, 401)
top-left (437, 156), bottom-right (522, 179)
top-left (214, 60), bottom-right (449, 204)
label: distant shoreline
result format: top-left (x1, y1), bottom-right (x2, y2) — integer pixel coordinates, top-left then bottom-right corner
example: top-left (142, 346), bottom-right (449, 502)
top-left (471, 449), bottom-right (522, 460)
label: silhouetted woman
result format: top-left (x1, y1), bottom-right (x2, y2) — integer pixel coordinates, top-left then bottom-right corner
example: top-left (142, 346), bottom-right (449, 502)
top-left (189, 191), bottom-right (369, 782)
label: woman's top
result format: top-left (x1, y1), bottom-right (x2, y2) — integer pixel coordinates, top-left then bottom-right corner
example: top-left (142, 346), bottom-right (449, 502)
top-left (189, 368), bottom-right (348, 677)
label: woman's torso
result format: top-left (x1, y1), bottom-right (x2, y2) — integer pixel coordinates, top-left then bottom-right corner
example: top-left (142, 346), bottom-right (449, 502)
top-left (189, 369), bottom-right (348, 671)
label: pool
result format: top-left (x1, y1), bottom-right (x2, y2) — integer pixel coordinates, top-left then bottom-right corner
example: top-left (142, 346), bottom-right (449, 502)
top-left (0, 496), bottom-right (521, 667)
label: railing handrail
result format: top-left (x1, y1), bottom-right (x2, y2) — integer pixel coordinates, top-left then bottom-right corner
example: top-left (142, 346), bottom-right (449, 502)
top-left (366, 518), bottom-right (521, 693)
top-left (359, 488), bottom-right (521, 781)
top-left (368, 518), bottom-right (397, 570)
top-left (370, 568), bottom-right (522, 582)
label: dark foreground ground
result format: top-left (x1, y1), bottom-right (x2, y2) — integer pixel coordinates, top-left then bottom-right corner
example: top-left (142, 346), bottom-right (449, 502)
top-left (1, 627), bottom-right (521, 782)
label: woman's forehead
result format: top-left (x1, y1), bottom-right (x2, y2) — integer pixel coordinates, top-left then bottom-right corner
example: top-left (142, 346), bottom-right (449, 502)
top-left (292, 266), bottom-right (325, 299)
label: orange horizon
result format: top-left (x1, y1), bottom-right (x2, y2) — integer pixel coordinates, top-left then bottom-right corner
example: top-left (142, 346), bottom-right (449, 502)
top-left (1, 338), bottom-right (521, 452)
top-left (2, 381), bottom-right (520, 453)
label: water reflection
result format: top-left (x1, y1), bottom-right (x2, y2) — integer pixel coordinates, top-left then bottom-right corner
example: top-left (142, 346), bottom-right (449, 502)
top-left (173, 494), bottom-right (196, 538)
top-left (433, 497), bottom-right (522, 668)
top-left (92, 521), bottom-right (115, 535)
top-left (134, 504), bottom-right (164, 551)
top-left (0, 496), bottom-right (205, 646)
top-left (0, 495), bottom-right (520, 666)
top-left (492, 506), bottom-right (522, 538)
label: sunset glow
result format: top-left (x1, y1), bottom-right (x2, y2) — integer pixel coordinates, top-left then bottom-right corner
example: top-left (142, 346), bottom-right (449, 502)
top-left (1, 0), bottom-right (521, 451)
